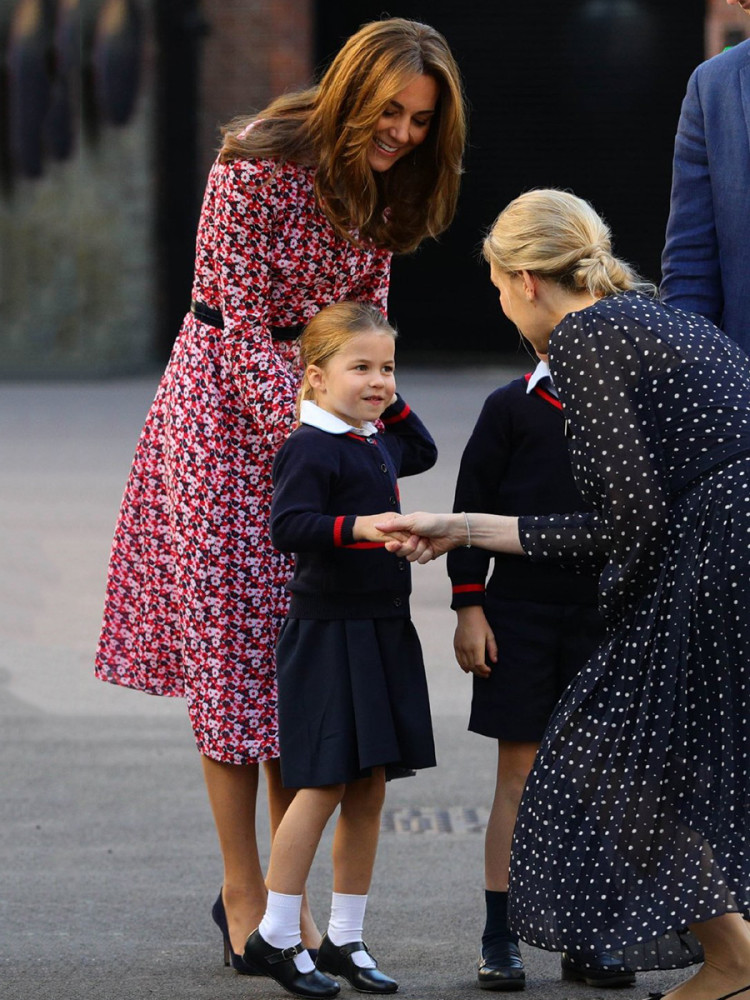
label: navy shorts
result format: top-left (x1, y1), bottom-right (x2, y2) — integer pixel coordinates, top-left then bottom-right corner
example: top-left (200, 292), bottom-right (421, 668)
top-left (468, 596), bottom-right (606, 743)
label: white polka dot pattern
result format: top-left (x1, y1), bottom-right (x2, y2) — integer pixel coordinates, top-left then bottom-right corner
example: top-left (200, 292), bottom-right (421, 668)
top-left (512, 292), bottom-right (750, 971)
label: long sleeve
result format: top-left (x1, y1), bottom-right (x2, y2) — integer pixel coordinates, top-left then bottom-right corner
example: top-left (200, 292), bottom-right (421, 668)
top-left (447, 394), bottom-right (509, 609)
top-left (272, 399), bottom-right (434, 556)
top-left (195, 155), bottom-right (393, 455)
top-left (271, 436), bottom-right (355, 554)
top-left (380, 395), bottom-right (438, 477)
top-left (521, 307), bottom-right (671, 624)
top-left (661, 68), bottom-right (723, 326)
top-left (348, 247), bottom-right (391, 314)
top-left (212, 159), bottom-right (300, 453)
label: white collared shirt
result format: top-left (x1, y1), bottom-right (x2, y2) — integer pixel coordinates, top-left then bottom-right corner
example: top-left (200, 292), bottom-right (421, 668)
top-left (299, 399), bottom-right (379, 437)
top-left (526, 359), bottom-right (558, 397)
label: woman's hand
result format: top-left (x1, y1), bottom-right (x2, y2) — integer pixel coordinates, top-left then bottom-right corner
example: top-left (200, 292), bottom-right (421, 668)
top-left (375, 512), bottom-right (465, 562)
top-left (376, 511), bottom-right (524, 562)
top-left (454, 606), bottom-right (497, 677)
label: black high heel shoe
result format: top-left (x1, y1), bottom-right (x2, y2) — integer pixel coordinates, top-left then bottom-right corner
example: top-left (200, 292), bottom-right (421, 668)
top-left (211, 891), bottom-right (262, 976)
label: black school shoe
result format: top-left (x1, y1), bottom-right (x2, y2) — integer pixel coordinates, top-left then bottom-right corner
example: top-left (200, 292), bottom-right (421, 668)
top-left (561, 951), bottom-right (636, 988)
top-left (477, 940), bottom-right (526, 991)
top-left (243, 929), bottom-right (340, 998)
top-left (316, 934), bottom-right (398, 994)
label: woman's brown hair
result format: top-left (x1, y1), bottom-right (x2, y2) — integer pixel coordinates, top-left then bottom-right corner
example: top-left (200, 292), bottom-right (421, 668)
top-left (219, 18), bottom-right (466, 254)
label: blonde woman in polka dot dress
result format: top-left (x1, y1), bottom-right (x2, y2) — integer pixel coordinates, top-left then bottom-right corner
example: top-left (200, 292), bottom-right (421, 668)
top-left (380, 190), bottom-right (750, 1000)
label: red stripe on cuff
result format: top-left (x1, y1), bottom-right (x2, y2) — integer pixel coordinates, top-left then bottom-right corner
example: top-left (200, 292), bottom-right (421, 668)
top-left (382, 402), bottom-right (411, 424)
top-left (452, 583), bottom-right (485, 594)
top-left (333, 515), bottom-right (346, 547)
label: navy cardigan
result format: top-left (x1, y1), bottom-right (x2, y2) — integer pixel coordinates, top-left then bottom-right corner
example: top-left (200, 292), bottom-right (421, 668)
top-left (271, 395), bottom-right (437, 619)
top-left (448, 375), bottom-right (601, 609)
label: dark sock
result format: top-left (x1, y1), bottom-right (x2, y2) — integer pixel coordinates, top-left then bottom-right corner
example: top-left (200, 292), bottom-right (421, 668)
top-left (482, 890), bottom-right (519, 960)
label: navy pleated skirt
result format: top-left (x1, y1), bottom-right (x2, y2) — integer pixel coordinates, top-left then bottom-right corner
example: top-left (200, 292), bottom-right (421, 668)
top-left (510, 455), bottom-right (750, 970)
top-left (276, 616), bottom-right (436, 788)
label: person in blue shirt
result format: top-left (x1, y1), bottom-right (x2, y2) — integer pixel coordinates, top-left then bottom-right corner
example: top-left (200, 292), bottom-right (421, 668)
top-left (243, 301), bottom-right (437, 999)
top-left (661, 0), bottom-right (750, 352)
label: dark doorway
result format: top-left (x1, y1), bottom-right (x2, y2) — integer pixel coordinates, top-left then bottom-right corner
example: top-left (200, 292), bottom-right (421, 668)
top-left (153, 1), bottom-right (206, 360)
top-left (316, 1), bottom-right (705, 358)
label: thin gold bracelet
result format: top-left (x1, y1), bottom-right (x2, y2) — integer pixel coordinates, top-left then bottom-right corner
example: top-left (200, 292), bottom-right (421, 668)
top-left (462, 511), bottom-right (472, 548)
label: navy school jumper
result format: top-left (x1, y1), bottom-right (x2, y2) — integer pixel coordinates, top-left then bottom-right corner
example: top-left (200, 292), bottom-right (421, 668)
top-left (271, 395), bottom-right (437, 618)
top-left (448, 374), bottom-right (602, 610)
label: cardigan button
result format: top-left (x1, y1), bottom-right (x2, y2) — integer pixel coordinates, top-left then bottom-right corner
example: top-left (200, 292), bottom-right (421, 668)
top-left (393, 597), bottom-right (402, 607)
top-left (397, 560), bottom-right (406, 571)
top-left (380, 463), bottom-right (388, 473)
top-left (389, 496), bottom-right (396, 505)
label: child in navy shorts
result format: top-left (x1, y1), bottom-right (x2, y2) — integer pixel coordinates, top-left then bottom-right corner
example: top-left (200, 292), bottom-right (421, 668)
top-left (448, 355), bottom-right (632, 991)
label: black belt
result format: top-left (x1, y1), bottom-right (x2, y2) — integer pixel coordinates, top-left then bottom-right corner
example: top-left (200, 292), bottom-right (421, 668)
top-left (190, 299), bottom-right (303, 341)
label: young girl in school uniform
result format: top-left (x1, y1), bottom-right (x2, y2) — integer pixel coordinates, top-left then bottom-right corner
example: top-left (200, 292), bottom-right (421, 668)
top-left (243, 301), bottom-right (437, 999)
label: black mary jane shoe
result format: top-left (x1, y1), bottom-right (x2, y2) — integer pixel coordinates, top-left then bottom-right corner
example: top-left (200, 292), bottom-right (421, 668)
top-left (477, 940), bottom-right (526, 992)
top-left (211, 891), bottom-right (261, 976)
top-left (561, 951), bottom-right (636, 988)
top-left (316, 934), bottom-right (398, 994)
top-left (243, 929), bottom-right (340, 998)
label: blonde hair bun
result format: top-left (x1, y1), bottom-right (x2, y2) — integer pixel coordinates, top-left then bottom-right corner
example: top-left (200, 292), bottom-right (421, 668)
top-left (483, 189), bottom-right (654, 298)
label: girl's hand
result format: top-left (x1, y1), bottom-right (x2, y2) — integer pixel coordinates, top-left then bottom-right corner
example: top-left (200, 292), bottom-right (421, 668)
top-left (453, 606), bottom-right (497, 677)
top-left (375, 512), bottom-right (465, 562)
top-left (353, 513), bottom-right (413, 544)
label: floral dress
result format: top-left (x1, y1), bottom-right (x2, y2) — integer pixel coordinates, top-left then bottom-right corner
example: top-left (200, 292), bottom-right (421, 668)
top-left (95, 156), bottom-right (391, 764)
top-left (510, 292), bottom-right (750, 970)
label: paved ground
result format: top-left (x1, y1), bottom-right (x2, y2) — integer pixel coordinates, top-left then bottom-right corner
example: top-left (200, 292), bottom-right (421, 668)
top-left (0, 368), bottom-right (688, 1000)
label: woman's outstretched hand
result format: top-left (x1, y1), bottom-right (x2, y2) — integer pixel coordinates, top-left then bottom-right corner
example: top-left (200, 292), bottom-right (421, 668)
top-left (375, 512), bottom-right (465, 563)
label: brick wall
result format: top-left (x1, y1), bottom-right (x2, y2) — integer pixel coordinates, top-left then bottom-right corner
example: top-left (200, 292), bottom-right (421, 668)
top-left (198, 0), bottom-right (313, 178)
top-left (1, 0), bottom-right (158, 377)
top-left (1, 0), bottom-right (314, 378)
top-left (706, 0), bottom-right (750, 56)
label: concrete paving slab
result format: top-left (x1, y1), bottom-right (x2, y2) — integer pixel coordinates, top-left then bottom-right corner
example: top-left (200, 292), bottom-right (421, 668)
top-left (0, 370), bottom-right (685, 1000)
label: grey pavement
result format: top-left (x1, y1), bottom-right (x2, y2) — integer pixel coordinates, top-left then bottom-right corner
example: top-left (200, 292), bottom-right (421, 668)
top-left (1, 368), bottom-right (684, 1000)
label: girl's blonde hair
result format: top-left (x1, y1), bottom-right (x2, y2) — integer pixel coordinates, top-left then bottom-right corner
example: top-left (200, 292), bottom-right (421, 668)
top-left (483, 189), bottom-right (655, 298)
top-left (220, 18), bottom-right (466, 254)
top-left (297, 302), bottom-right (397, 418)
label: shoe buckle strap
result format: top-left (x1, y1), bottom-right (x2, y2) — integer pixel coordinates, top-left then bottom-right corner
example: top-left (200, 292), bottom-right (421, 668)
top-left (338, 939), bottom-right (369, 957)
top-left (268, 944), bottom-right (302, 964)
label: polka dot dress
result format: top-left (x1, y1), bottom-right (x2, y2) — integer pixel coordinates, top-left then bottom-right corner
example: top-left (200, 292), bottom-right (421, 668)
top-left (94, 157), bottom-right (391, 764)
top-left (512, 292), bottom-right (750, 970)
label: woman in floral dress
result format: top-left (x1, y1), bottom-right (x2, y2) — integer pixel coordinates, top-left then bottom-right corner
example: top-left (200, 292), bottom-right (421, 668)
top-left (95, 17), bottom-right (466, 968)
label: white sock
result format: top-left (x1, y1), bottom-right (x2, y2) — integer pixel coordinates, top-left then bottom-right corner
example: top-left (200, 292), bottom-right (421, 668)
top-left (327, 892), bottom-right (376, 969)
top-left (259, 891), bottom-right (315, 973)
